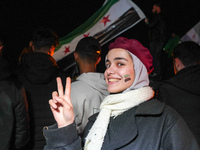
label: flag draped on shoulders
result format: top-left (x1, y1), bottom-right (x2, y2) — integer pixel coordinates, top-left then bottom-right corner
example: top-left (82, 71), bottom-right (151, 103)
top-left (53, 0), bottom-right (146, 61)
top-left (181, 21), bottom-right (200, 45)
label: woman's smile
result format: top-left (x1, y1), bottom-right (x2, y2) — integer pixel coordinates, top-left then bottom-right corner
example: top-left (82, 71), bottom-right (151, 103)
top-left (104, 48), bottom-right (135, 93)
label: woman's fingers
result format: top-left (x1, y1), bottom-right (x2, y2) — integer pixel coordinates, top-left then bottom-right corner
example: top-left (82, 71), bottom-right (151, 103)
top-left (49, 99), bottom-right (58, 109)
top-left (52, 94), bottom-right (72, 109)
top-left (52, 77), bottom-right (72, 109)
top-left (50, 77), bottom-right (74, 128)
top-left (56, 77), bottom-right (64, 97)
top-left (52, 91), bottom-right (58, 102)
top-left (64, 77), bottom-right (72, 106)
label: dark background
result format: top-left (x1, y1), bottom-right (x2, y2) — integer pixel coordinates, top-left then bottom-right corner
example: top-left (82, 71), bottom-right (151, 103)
top-left (0, 0), bottom-right (200, 69)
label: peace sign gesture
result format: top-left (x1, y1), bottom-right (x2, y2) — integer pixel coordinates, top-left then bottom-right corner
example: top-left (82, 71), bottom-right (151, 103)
top-left (49, 77), bottom-right (75, 128)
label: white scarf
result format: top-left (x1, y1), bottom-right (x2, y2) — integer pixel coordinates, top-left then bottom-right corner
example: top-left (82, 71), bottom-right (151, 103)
top-left (84, 86), bottom-right (154, 150)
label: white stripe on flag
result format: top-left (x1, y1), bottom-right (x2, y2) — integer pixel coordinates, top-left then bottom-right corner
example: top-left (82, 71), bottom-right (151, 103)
top-left (181, 21), bottom-right (200, 45)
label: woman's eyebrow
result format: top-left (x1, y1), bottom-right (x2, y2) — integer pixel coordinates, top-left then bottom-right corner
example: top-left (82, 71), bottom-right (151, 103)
top-left (114, 57), bottom-right (128, 61)
top-left (106, 57), bottom-right (128, 63)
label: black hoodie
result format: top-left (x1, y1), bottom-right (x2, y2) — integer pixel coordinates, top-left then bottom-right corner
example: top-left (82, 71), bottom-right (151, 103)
top-left (17, 52), bottom-right (69, 149)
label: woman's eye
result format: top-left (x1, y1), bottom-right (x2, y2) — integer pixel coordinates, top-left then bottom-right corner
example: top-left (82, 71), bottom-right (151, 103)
top-left (106, 64), bottom-right (110, 68)
top-left (117, 63), bottom-right (124, 66)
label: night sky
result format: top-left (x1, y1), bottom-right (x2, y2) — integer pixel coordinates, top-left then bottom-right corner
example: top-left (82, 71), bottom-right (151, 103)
top-left (0, 0), bottom-right (200, 67)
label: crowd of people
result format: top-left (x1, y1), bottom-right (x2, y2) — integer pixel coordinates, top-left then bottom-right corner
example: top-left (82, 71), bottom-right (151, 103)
top-left (0, 3), bottom-right (200, 150)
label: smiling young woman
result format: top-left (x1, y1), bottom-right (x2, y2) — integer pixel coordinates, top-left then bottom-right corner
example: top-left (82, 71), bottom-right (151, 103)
top-left (104, 48), bottom-right (135, 93)
top-left (43, 37), bottom-right (199, 150)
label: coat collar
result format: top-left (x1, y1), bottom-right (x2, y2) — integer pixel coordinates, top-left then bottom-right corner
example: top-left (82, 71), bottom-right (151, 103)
top-left (102, 99), bottom-right (165, 149)
top-left (135, 98), bottom-right (165, 115)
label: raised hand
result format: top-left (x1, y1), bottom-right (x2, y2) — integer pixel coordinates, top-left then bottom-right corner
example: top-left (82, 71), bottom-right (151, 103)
top-left (49, 77), bottom-right (75, 128)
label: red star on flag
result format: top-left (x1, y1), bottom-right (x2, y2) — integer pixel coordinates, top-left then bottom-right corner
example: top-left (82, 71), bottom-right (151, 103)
top-left (100, 15), bottom-right (111, 26)
top-left (83, 33), bottom-right (90, 37)
top-left (64, 46), bottom-right (70, 54)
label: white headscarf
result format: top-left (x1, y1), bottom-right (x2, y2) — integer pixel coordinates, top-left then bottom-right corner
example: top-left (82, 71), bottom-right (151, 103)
top-left (104, 50), bottom-right (149, 92)
top-left (123, 50), bottom-right (149, 92)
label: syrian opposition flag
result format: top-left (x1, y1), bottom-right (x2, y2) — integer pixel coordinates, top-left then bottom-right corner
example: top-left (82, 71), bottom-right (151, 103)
top-left (181, 21), bottom-right (200, 45)
top-left (53, 0), bottom-right (146, 61)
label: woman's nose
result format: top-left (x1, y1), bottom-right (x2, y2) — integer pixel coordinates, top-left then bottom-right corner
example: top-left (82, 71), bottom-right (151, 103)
top-left (106, 65), bottom-right (115, 74)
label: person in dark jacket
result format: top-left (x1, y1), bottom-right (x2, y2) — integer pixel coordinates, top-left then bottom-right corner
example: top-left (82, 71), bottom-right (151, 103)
top-left (16, 27), bottom-right (69, 150)
top-left (43, 37), bottom-right (199, 150)
top-left (0, 56), bottom-right (29, 150)
top-left (145, 3), bottom-right (166, 79)
top-left (156, 41), bottom-right (200, 146)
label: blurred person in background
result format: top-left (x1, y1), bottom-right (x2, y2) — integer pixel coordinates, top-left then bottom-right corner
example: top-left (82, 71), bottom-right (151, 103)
top-left (15, 27), bottom-right (69, 149)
